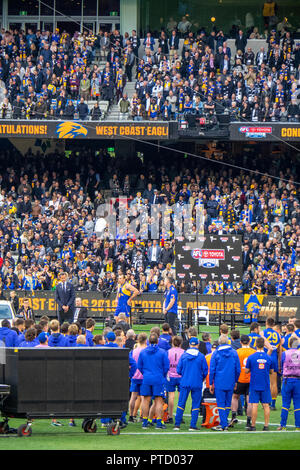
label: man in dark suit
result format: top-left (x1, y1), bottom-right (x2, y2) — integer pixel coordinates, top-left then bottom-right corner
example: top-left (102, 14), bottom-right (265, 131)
top-left (129, 30), bottom-right (140, 61)
top-left (215, 47), bottom-right (224, 70)
top-left (169, 30), bottom-right (179, 57)
top-left (235, 30), bottom-right (247, 53)
top-left (242, 245), bottom-right (251, 270)
top-left (106, 46), bottom-right (118, 65)
top-left (153, 47), bottom-right (163, 66)
top-left (152, 189), bottom-right (161, 205)
top-left (55, 272), bottom-right (75, 324)
top-left (73, 297), bottom-right (88, 326)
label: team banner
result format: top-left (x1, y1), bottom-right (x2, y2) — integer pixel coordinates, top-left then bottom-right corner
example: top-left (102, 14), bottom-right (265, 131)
top-left (244, 294), bottom-right (265, 324)
top-left (230, 122), bottom-right (300, 141)
top-left (10, 291), bottom-right (299, 320)
top-left (0, 121), bottom-right (174, 140)
top-left (175, 234), bottom-right (243, 282)
top-left (12, 291), bottom-right (244, 318)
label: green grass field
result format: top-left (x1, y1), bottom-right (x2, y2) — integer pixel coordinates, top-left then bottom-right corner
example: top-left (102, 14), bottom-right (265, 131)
top-left (1, 396), bottom-right (299, 450)
top-left (1, 323), bottom-right (299, 450)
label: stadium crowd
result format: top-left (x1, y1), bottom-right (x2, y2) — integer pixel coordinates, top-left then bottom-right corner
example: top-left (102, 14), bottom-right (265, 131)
top-left (0, 146), bottom-right (298, 298)
top-left (0, 25), bottom-right (299, 121)
top-left (132, 27), bottom-right (300, 123)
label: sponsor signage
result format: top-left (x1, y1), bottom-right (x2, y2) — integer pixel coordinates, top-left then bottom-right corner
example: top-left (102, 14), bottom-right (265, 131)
top-left (175, 234), bottom-right (243, 282)
top-left (238, 126), bottom-right (272, 138)
top-left (0, 121), bottom-right (173, 140)
top-left (10, 291), bottom-right (300, 321)
top-left (192, 249), bottom-right (225, 260)
top-left (230, 122), bottom-right (300, 141)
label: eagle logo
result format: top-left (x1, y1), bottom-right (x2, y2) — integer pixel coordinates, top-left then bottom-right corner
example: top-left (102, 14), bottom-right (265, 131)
top-left (245, 302), bottom-right (260, 313)
top-left (56, 122), bottom-right (88, 139)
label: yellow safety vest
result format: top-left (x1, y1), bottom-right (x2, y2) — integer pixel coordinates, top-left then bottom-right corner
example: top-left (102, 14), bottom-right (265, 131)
top-left (263, 2), bottom-right (275, 17)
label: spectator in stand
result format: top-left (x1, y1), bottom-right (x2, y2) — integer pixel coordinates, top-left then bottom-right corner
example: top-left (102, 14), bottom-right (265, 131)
top-left (169, 30), bottom-right (180, 59)
top-left (143, 33), bottom-right (155, 52)
top-left (90, 101), bottom-right (102, 120)
top-left (178, 16), bottom-right (192, 36)
top-left (118, 93), bottom-right (131, 120)
top-left (77, 97), bottom-right (89, 120)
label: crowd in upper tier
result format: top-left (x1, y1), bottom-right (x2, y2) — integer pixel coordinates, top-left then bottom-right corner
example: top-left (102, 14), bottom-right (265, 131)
top-left (0, 25), bottom-right (299, 122)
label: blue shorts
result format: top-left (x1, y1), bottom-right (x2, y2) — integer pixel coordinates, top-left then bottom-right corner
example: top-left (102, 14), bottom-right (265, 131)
top-left (271, 354), bottom-right (278, 373)
top-left (249, 388), bottom-right (272, 404)
top-left (115, 304), bottom-right (131, 317)
top-left (130, 379), bottom-right (143, 394)
top-left (140, 383), bottom-right (165, 398)
top-left (165, 377), bottom-right (181, 392)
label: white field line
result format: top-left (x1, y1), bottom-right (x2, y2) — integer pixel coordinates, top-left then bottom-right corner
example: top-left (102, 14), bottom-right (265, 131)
top-left (181, 414), bottom-right (296, 428)
top-left (123, 430), bottom-right (299, 435)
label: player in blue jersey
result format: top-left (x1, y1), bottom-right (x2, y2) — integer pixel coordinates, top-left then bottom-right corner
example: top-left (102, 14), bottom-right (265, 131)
top-left (294, 319), bottom-right (300, 339)
top-left (163, 275), bottom-right (178, 336)
top-left (248, 322), bottom-right (261, 349)
top-left (115, 273), bottom-right (140, 322)
top-left (262, 317), bottom-right (281, 410)
top-left (245, 337), bottom-right (273, 431)
top-left (281, 324), bottom-right (295, 351)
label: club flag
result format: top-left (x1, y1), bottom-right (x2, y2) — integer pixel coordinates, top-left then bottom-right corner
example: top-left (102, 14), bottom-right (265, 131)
top-left (244, 294), bottom-right (264, 324)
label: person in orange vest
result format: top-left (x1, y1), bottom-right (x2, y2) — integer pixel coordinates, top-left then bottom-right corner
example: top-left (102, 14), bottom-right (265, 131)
top-left (229, 335), bottom-right (256, 429)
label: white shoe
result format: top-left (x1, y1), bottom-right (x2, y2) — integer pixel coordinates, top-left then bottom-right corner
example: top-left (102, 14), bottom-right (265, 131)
top-left (212, 425), bottom-right (226, 431)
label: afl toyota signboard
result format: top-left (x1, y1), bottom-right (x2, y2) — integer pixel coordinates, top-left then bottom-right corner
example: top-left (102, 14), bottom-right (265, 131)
top-left (175, 234), bottom-right (243, 282)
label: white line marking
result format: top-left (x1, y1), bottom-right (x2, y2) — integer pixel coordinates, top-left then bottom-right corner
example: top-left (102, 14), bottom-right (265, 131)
top-left (182, 415), bottom-right (296, 428)
top-left (238, 418), bottom-right (295, 428)
top-left (123, 430), bottom-right (299, 436)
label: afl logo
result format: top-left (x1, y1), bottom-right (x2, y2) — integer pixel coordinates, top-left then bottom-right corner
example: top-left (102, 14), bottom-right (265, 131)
top-left (192, 249), bottom-right (202, 259)
top-left (239, 127), bottom-right (249, 133)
